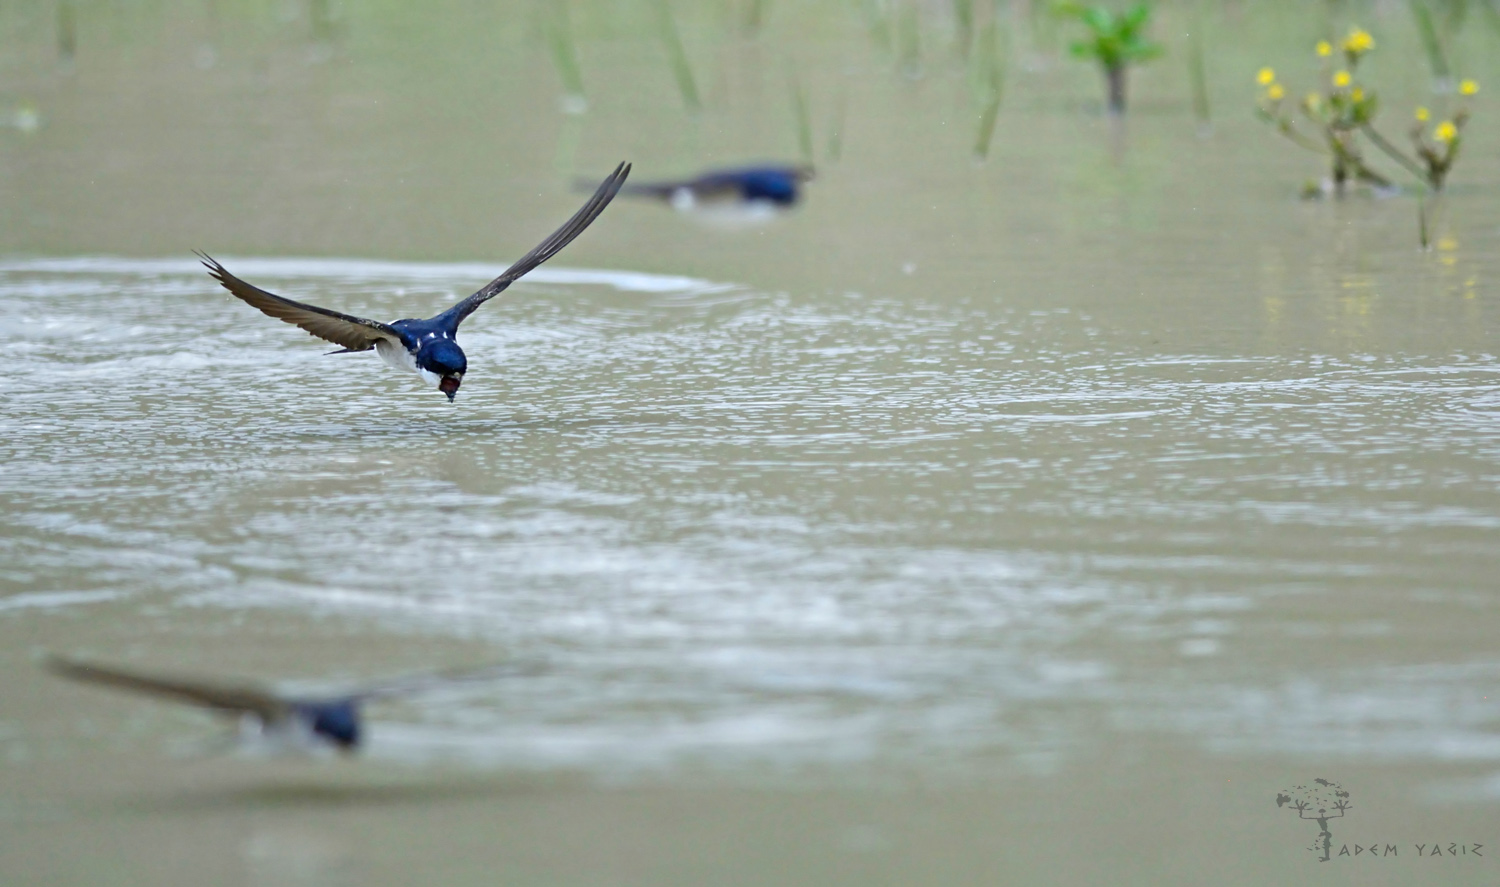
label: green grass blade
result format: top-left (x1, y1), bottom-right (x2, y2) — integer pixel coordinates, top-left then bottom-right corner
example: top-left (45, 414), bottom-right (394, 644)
top-left (790, 74), bottom-right (814, 164)
top-left (545, 4), bottom-right (587, 111)
top-left (898, 2), bottom-right (922, 78)
top-left (953, 0), bottom-right (975, 57)
top-left (1410, 0), bottom-right (1452, 82)
top-left (826, 89), bottom-right (846, 163)
top-left (654, 0), bottom-right (701, 112)
top-left (1187, 0), bottom-right (1209, 124)
top-left (973, 92), bottom-right (1002, 159)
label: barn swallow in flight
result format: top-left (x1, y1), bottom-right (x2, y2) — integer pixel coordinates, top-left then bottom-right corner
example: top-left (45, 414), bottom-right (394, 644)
top-left (612, 163), bottom-right (812, 225)
top-left (44, 654), bottom-right (534, 755)
top-left (197, 162), bottom-right (630, 402)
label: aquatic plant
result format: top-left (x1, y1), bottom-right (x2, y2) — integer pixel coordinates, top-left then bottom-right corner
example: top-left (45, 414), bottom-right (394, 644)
top-left (1407, 0), bottom-right (1480, 90)
top-left (1255, 28), bottom-right (1479, 196)
top-left (953, 0), bottom-right (976, 58)
top-left (1409, 0), bottom-right (1452, 87)
top-left (57, 0), bottom-right (76, 68)
top-left (1053, 2), bottom-right (1163, 114)
top-left (897, 1), bottom-right (922, 78)
top-left (741, 0), bottom-right (771, 36)
top-left (1185, 0), bottom-right (1210, 126)
top-left (971, 15), bottom-right (1007, 159)
top-left (653, 0), bottom-right (701, 112)
top-left (544, 3), bottom-right (588, 115)
top-left (826, 90), bottom-right (846, 163)
top-left (790, 73), bottom-right (814, 164)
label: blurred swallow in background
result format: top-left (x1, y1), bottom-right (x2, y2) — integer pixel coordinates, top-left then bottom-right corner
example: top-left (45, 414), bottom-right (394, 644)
top-left (44, 654), bottom-right (534, 755)
top-left (197, 162), bottom-right (630, 402)
top-left (610, 163), bottom-right (813, 226)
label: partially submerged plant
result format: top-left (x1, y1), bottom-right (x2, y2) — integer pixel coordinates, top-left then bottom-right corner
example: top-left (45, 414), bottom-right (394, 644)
top-left (1403, 80), bottom-right (1477, 191)
top-left (1255, 30), bottom-right (1390, 193)
top-left (1256, 27), bottom-right (1479, 195)
top-left (1054, 2), bottom-right (1163, 114)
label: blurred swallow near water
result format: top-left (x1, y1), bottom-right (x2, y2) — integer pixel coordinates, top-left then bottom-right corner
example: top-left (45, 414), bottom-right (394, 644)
top-left (611, 163), bottom-right (813, 226)
top-left (197, 162), bottom-right (630, 402)
top-left (44, 654), bottom-right (532, 755)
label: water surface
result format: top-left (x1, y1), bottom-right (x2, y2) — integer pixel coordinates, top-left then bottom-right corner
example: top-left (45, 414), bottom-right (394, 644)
top-left (2, 2), bottom-right (1499, 884)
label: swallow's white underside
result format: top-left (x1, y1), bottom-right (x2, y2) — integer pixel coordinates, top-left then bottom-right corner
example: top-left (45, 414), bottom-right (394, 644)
top-left (668, 190), bottom-right (785, 228)
top-left (234, 713), bottom-right (339, 757)
top-left (374, 338), bottom-right (443, 389)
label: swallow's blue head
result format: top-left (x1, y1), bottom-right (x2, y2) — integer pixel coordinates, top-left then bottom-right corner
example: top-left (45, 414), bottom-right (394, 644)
top-left (304, 700), bottom-right (362, 751)
top-left (738, 166), bottom-right (813, 206)
top-left (416, 338), bottom-right (467, 402)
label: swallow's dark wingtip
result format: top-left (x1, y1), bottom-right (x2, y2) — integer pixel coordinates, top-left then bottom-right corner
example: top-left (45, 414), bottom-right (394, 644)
top-left (570, 163), bottom-right (629, 197)
top-left (193, 250), bottom-right (224, 277)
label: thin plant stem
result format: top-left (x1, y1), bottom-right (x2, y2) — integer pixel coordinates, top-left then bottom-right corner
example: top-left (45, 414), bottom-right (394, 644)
top-left (546, 3), bottom-right (587, 111)
top-left (971, 14), bottom-right (1005, 159)
top-left (826, 89), bottom-right (846, 163)
top-left (1417, 189), bottom-right (1430, 249)
top-left (1359, 124), bottom-right (1429, 184)
top-left (654, 0), bottom-right (701, 112)
top-left (743, 0), bottom-right (770, 35)
top-left (953, 0), bottom-right (975, 58)
top-left (57, 0), bottom-right (76, 63)
top-left (1105, 63), bottom-right (1127, 114)
top-left (1272, 120), bottom-right (1330, 154)
top-left (973, 93), bottom-right (1002, 158)
top-left (1410, 0), bottom-right (1452, 85)
top-left (863, 0), bottom-right (893, 54)
top-left (790, 73), bottom-right (814, 164)
top-left (970, 11), bottom-right (1004, 97)
top-left (310, 0), bottom-right (335, 42)
top-left (898, 2), bottom-right (921, 78)
top-left (1187, 0), bottom-right (1210, 125)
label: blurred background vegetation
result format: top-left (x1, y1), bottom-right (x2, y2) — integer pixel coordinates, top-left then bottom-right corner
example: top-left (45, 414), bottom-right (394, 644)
top-left (1, 1), bottom-right (1497, 288)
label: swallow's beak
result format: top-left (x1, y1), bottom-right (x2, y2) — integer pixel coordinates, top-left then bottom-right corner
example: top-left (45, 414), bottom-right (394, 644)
top-left (440, 376), bottom-right (461, 402)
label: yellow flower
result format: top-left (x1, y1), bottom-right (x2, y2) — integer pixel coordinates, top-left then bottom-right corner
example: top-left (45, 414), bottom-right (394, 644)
top-left (1460, 79), bottom-right (1479, 96)
top-left (1332, 70), bottom-right (1351, 88)
top-left (1350, 88), bottom-right (1364, 102)
top-left (1267, 84), bottom-right (1285, 100)
top-left (1342, 28), bottom-right (1375, 55)
top-left (1316, 40), bottom-right (1332, 57)
top-left (1257, 67), bottom-right (1276, 86)
top-left (1435, 120), bottom-right (1458, 143)
top-left (1415, 106), bottom-right (1430, 121)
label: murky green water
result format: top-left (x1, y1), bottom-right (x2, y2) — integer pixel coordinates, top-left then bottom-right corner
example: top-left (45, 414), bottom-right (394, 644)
top-left (2, 2), bottom-right (1499, 884)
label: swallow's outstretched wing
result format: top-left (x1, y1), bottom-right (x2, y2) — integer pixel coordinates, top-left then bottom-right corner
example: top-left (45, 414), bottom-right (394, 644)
top-left (617, 175), bottom-right (737, 201)
top-left (441, 162), bottom-right (630, 329)
top-left (611, 164), bottom-right (814, 202)
top-left (196, 252), bottom-right (405, 353)
top-left (44, 655), bottom-right (289, 722)
top-left (347, 659), bottom-right (548, 702)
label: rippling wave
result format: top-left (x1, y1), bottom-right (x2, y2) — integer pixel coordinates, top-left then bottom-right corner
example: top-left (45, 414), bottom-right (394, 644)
top-left (3, 257), bottom-right (1498, 780)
